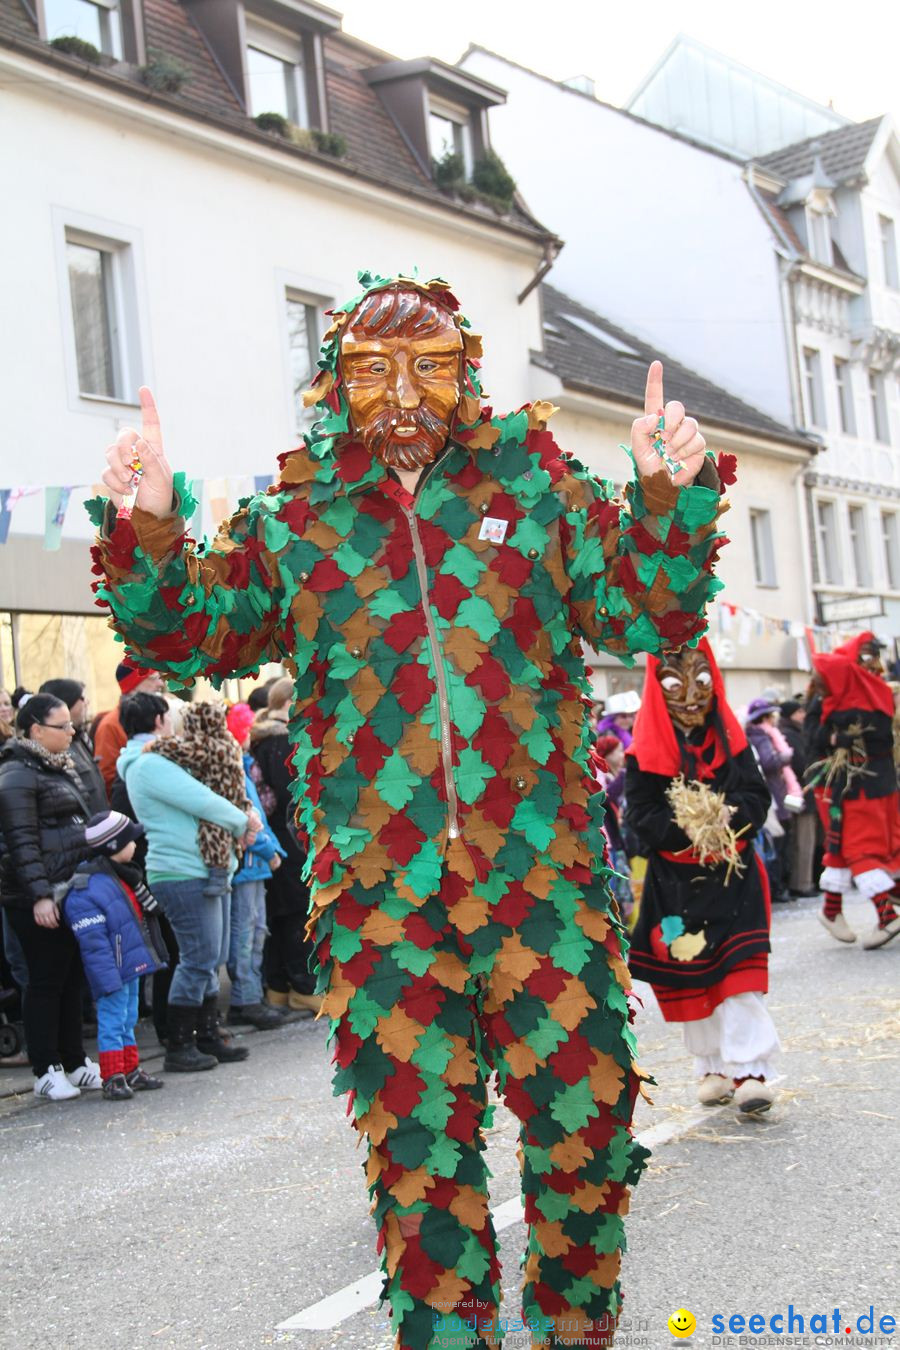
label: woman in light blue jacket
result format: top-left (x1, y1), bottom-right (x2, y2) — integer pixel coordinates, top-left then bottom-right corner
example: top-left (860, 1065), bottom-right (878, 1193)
top-left (117, 694), bottom-right (257, 1073)
top-left (224, 705), bottom-right (287, 1029)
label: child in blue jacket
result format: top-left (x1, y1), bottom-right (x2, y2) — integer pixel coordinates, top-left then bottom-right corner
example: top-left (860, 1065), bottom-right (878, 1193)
top-left (63, 811), bottom-right (167, 1101)
top-left (225, 705), bottom-right (287, 1030)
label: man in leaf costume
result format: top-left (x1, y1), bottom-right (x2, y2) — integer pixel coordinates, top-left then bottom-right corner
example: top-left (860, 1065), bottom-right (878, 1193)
top-left (806, 632), bottom-right (900, 949)
top-left (91, 272), bottom-right (728, 1348)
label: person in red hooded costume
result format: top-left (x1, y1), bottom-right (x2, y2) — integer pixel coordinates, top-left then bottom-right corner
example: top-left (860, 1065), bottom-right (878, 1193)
top-left (806, 631), bottom-right (900, 948)
top-left (623, 639), bottom-right (780, 1114)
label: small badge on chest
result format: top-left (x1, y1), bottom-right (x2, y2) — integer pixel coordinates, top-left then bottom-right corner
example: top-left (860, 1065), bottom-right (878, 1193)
top-left (478, 517), bottom-right (509, 544)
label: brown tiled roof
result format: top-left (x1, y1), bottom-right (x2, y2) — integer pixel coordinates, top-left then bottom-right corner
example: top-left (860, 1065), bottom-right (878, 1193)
top-left (0, 0), bottom-right (549, 241)
top-left (144, 0), bottom-right (242, 116)
top-left (535, 284), bottom-right (815, 450)
top-left (756, 118), bottom-right (883, 186)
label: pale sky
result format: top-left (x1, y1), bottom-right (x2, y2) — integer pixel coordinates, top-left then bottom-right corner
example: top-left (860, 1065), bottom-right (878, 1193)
top-left (336, 0), bottom-right (899, 127)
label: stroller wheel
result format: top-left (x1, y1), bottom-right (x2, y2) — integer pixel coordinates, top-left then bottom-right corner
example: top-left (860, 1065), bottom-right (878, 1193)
top-left (0, 1022), bottom-right (23, 1058)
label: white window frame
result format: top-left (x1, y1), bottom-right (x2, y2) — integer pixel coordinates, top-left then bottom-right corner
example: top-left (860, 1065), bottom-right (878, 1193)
top-left (42, 0), bottom-right (123, 59)
top-left (245, 15), bottom-right (307, 126)
top-left (52, 207), bottom-right (150, 414)
top-left (847, 503), bottom-right (872, 589)
top-left (749, 507), bottom-right (777, 588)
top-left (806, 205), bottom-right (833, 266)
top-left (868, 369), bottom-right (889, 444)
top-left (275, 270), bottom-right (334, 440)
top-left (428, 96), bottom-right (474, 178)
top-left (833, 357), bottom-right (856, 436)
top-left (814, 497), bottom-right (842, 586)
top-left (879, 214), bottom-right (899, 290)
top-left (802, 347), bottom-right (825, 428)
top-left (882, 510), bottom-right (900, 591)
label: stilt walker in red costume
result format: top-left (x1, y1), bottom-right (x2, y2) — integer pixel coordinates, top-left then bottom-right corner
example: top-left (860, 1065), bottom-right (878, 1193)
top-left (624, 640), bottom-right (780, 1115)
top-left (807, 632), bottom-right (900, 949)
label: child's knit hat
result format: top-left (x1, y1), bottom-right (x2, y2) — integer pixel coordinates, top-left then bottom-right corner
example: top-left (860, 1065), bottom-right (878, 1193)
top-left (85, 810), bottom-right (144, 857)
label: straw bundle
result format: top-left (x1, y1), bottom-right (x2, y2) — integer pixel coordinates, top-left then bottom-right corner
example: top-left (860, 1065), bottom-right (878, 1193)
top-left (666, 775), bottom-right (748, 883)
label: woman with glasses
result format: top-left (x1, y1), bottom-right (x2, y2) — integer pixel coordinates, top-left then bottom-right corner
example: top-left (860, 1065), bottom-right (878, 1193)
top-left (0, 694), bottom-right (101, 1099)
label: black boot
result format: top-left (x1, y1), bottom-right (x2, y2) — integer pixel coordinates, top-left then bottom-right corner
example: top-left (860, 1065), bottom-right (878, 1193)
top-left (196, 995), bottom-right (249, 1062)
top-left (163, 1004), bottom-right (218, 1073)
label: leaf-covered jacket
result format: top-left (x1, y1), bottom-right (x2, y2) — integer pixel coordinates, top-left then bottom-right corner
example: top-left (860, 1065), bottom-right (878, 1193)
top-left (90, 407), bottom-right (727, 913)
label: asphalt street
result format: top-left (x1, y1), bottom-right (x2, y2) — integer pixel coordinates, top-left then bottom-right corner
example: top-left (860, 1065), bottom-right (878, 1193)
top-left (2, 890), bottom-right (898, 1350)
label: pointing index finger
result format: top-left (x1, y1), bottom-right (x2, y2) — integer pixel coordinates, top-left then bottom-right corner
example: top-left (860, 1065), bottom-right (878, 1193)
top-left (643, 360), bottom-right (664, 418)
top-left (139, 386), bottom-right (162, 452)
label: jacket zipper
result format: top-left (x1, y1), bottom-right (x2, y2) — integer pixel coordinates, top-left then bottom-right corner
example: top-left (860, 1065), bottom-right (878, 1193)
top-left (401, 500), bottom-right (461, 842)
top-left (115, 933), bottom-right (122, 968)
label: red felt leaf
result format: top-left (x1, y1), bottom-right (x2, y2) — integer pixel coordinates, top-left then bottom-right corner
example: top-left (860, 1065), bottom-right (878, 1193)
top-left (716, 452), bottom-right (738, 486)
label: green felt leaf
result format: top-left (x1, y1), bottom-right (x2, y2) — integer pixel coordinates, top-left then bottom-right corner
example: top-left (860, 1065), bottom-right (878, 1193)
top-left (331, 541), bottom-right (368, 578)
top-left (425, 1134), bottom-right (463, 1179)
top-left (393, 941), bottom-right (436, 977)
top-left (264, 514), bottom-right (292, 554)
top-left (439, 544), bottom-right (485, 588)
top-left (549, 1077), bottom-right (600, 1134)
top-left (412, 1021), bottom-right (454, 1076)
top-left (367, 589), bottom-right (412, 620)
top-left (510, 798), bottom-right (557, 851)
top-left (416, 1084), bottom-right (454, 1132)
top-left (508, 515), bottom-right (549, 559)
top-left (520, 719), bottom-right (555, 766)
top-left (535, 1187), bottom-right (576, 1223)
top-left (320, 495), bottom-right (356, 536)
top-left (326, 642), bottom-right (365, 681)
top-left (549, 926), bottom-right (593, 976)
top-left (455, 1232), bottom-right (491, 1284)
top-left (442, 672), bottom-right (485, 740)
top-left (569, 535), bottom-right (606, 581)
top-left (404, 838), bottom-right (444, 900)
top-left (455, 747), bottom-right (496, 805)
top-left (374, 751), bottom-right (420, 810)
top-left (674, 483), bottom-right (720, 532)
top-left (524, 1014), bottom-right (568, 1060)
top-left (347, 989), bottom-right (382, 1039)
top-left (329, 923), bottom-right (364, 962)
top-left (454, 594), bottom-right (501, 641)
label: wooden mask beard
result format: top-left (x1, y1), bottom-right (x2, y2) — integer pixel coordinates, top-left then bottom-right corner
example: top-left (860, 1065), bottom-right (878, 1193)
top-left (657, 648), bottom-right (715, 733)
top-left (340, 287), bottom-right (464, 472)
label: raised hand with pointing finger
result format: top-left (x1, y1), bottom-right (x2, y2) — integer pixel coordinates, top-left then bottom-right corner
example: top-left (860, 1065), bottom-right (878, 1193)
top-left (102, 387), bottom-right (174, 518)
top-left (629, 360), bottom-right (708, 484)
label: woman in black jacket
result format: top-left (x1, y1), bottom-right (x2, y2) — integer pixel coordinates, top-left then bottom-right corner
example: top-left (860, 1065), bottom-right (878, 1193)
top-left (0, 694), bottom-right (100, 1100)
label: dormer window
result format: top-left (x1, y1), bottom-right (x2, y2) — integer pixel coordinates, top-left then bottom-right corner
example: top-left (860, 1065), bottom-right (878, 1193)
top-left (43, 0), bottom-right (123, 59)
top-left (428, 99), bottom-right (473, 178)
top-left (245, 16), bottom-right (308, 125)
top-left (806, 201), bottom-right (834, 266)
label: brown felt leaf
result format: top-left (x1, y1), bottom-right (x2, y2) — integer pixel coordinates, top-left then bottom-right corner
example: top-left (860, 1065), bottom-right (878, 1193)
top-left (570, 1180), bottom-right (610, 1214)
top-left (574, 907), bottom-right (610, 942)
top-left (428, 1269), bottom-right (473, 1312)
top-left (587, 1052), bottom-right (625, 1106)
top-left (463, 421), bottom-right (500, 450)
top-left (448, 1184), bottom-right (489, 1231)
top-left (641, 467), bottom-right (680, 515)
top-left (445, 1040), bottom-right (479, 1087)
top-left (402, 734), bottom-right (441, 776)
top-left (550, 1133), bottom-right (594, 1173)
top-left (358, 1097), bottom-right (399, 1146)
top-left (376, 1005), bottom-right (423, 1063)
top-left (527, 400), bottom-right (559, 430)
top-left (549, 977), bottom-right (596, 1034)
top-left (546, 833), bottom-right (586, 867)
top-left (462, 330), bottom-right (484, 360)
top-left (501, 1039), bottom-right (540, 1080)
top-left (320, 971), bottom-right (354, 1019)
top-left (448, 892), bottom-right (490, 934)
top-left (465, 815), bottom-right (505, 860)
top-left (302, 371), bottom-right (334, 407)
top-left (430, 949), bottom-right (470, 994)
top-left (533, 1219), bottom-right (572, 1258)
top-left (353, 850), bottom-right (391, 890)
top-left (305, 520), bottom-right (343, 549)
top-left (390, 1168), bottom-right (435, 1207)
top-left (361, 908), bottom-right (407, 946)
top-left (591, 1249), bottom-right (622, 1287)
top-left (442, 626), bottom-right (485, 674)
top-left (496, 934), bottom-right (543, 983)
top-left (524, 863), bottom-right (557, 899)
top-left (383, 1211), bottom-right (403, 1278)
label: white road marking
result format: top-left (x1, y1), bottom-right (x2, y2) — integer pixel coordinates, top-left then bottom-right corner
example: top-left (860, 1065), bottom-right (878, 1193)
top-left (275, 1098), bottom-right (741, 1332)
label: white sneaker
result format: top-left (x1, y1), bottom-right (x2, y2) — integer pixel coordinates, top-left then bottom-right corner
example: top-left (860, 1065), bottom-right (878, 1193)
top-left (34, 1065), bottom-right (81, 1101)
top-left (66, 1057), bottom-right (102, 1090)
top-left (817, 911), bottom-right (856, 943)
top-left (861, 915), bottom-right (900, 949)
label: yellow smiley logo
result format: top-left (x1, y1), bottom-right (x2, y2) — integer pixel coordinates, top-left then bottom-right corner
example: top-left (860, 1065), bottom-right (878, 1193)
top-left (668, 1308), bottom-right (697, 1338)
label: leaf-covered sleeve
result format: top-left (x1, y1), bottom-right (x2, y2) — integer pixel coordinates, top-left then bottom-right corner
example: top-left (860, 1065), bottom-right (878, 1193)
top-left (87, 473), bottom-right (289, 688)
top-left (560, 454), bottom-right (728, 664)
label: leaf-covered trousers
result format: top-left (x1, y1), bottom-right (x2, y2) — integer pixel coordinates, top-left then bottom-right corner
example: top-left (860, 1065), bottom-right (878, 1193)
top-left (312, 843), bottom-right (648, 1349)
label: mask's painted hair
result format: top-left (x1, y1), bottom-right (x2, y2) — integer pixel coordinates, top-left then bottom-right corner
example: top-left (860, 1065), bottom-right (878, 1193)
top-left (346, 286), bottom-right (456, 340)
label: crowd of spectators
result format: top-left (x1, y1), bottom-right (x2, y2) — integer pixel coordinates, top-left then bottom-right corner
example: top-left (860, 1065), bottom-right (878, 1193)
top-left (0, 663), bottom-right (320, 1103)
